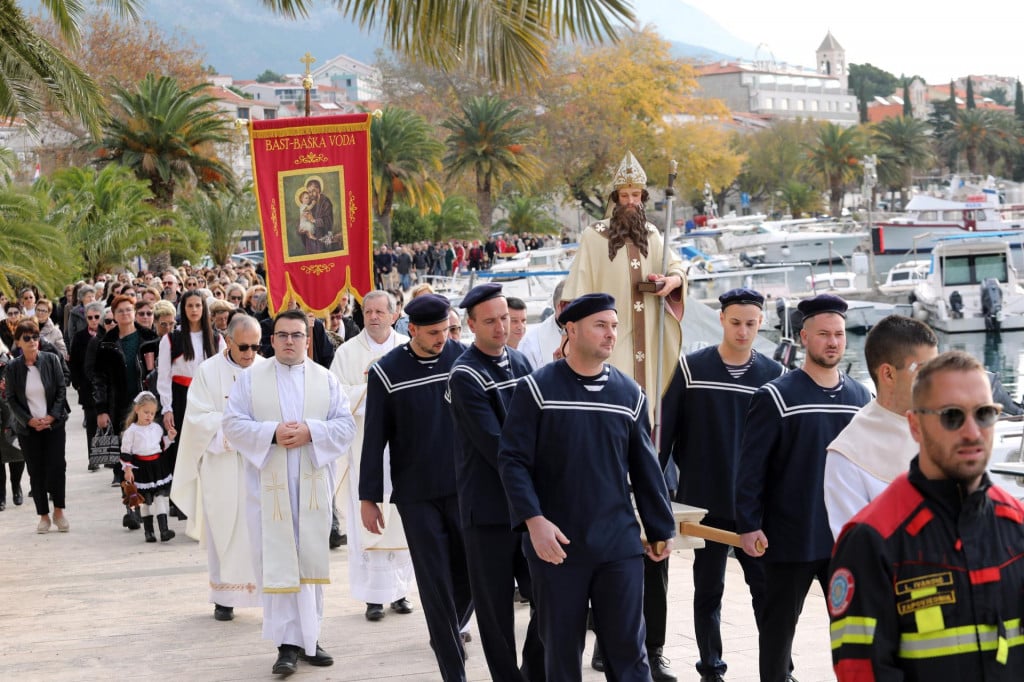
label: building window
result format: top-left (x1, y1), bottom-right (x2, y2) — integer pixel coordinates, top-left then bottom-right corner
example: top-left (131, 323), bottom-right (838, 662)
top-left (810, 100), bottom-right (819, 111)
top-left (796, 99), bottom-right (805, 111)
top-left (237, 107), bottom-right (250, 119)
top-left (346, 78), bottom-right (352, 86)
top-left (779, 98), bottom-right (789, 110)
top-left (764, 97), bottom-right (773, 109)
top-left (264, 109), bottom-right (276, 120)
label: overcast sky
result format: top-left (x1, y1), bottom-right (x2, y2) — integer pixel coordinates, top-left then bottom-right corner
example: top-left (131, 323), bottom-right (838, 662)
top-left (636, 0), bottom-right (1022, 84)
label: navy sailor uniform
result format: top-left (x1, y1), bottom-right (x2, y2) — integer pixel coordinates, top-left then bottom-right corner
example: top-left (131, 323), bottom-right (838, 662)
top-left (446, 344), bottom-right (544, 681)
top-left (498, 360), bottom-right (675, 682)
top-left (735, 367), bottom-right (871, 682)
top-left (658, 346), bottom-right (784, 677)
top-left (359, 339), bottom-right (471, 682)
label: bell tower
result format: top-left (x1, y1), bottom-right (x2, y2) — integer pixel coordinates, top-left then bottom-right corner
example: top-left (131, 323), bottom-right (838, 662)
top-left (816, 31), bottom-right (847, 90)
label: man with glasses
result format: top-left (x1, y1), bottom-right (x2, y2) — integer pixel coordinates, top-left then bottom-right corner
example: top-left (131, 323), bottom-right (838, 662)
top-left (829, 350), bottom-right (1024, 680)
top-left (161, 272), bottom-right (181, 304)
top-left (223, 310), bottom-right (355, 676)
top-left (173, 314), bottom-right (264, 624)
top-left (825, 316), bottom-right (938, 538)
top-left (735, 293), bottom-right (871, 682)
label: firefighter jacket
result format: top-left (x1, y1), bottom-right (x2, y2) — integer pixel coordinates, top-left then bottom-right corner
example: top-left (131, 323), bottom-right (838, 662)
top-left (829, 457), bottom-right (1024, 681)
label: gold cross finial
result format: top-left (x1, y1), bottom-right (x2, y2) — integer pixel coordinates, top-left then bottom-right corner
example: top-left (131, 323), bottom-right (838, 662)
top-left (300, 52), bottom-right (316, 75)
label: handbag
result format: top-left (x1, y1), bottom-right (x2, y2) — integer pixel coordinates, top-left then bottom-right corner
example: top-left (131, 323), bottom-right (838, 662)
top-left (89, 425), bottom-right (122, 466)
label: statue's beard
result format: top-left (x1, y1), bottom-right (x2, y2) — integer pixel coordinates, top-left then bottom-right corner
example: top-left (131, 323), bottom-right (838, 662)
top-left (608, 203), bottom-right (649, 260)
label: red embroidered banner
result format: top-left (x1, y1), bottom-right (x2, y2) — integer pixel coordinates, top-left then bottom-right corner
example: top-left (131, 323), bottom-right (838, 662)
top-left (249, 113), bottom-right (373, 315)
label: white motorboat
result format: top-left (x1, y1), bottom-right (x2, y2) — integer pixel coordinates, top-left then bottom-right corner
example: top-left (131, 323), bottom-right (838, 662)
top-left (872, 177), bottom-right (1024, 256)
top-left (911, 234), bottom-right (1024, 333)
top-left (877, 259), bottom-right (931, 297)
top-left (695, 218), bottom-right (867, 265)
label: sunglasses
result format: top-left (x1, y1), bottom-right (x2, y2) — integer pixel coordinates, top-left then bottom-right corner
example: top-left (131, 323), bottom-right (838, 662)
top-left (914, 404), bottom-right (1002, 431)
top-left (234, 343), bottom-right (260, 352)
top-left (20, 334), bottom-right (40, 342)
top-left (87, 315), bottom-right (101, 320)
top-left (229, 295), bottom-right (243, 302)
top-left (104, 319), bottom-right (115, 324)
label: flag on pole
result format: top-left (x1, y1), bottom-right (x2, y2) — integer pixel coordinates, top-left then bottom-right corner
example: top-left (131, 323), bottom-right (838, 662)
top-left (32, 163), bottom-right (40, 181)
top-left (248, 113), bottom-right (374, 315)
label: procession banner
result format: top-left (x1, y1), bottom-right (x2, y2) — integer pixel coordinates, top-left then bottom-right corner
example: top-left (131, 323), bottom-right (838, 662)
top-left (249, 113), bottom-right (373, 315)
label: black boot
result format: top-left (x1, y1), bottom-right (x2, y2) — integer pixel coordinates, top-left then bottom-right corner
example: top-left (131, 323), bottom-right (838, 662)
top-left (142, 515), bottom-right (157, 543)
top-left (157, 514), bottom-right (175, 542)
top-left (123, 505), bottom-right (141, 531)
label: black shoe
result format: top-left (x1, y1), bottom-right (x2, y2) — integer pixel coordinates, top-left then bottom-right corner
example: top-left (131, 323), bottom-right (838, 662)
top-left (700, 674), bottom-right (725, 682)
top-left (88, 463), bottom-right (99, 472)
top-left (786, 676), bottom-right (799, 682)
top-left (123, 511), bottom-right (141, 531)
top-left (170, 502), bottom-right (188, 521)
top-left (365, 603), bottom-right (385, 621)
top-left (157, 514), bottom-right (176, 542)
top-left (272, 645), bottom-right (299, 676)
top-left (649, 651), bottom-right (678, 681)
top-left (460, 631), bottom-right (472, 644)
top-left (298, 642), bottom-right (333, 667)
top-left (591, 641), bottom-right (604, 672)
top-left (142, 515), bottom-right (157, 543)
top-left (390, 598), bottom-right (413, 614)
top-left (0, 500), bottom-right (5, 512)
top-left (13, 488), bottom-right (22, 505)
top-left (214, 604), bottom-right (234, 621)
top-left (329, 529), bottom-right (347, 549)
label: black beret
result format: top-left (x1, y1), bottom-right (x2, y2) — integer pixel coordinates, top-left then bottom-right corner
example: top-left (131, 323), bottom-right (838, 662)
top-left (557, 293), bottom-right (617, 326)
top-left (459, 283), bottom-right (503, 311)
top-left (798, 293), bottom-right (848, 320)
top-left (405, 293), bottom-right (451, 326)
top-left (719, 287), bottom-right (765, 310)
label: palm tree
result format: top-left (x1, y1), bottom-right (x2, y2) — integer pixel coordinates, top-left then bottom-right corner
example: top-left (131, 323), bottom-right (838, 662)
top-left (1, 0), bottom-right (138, 134)
top-left (427, 195), bottom-right (481, 242)
top-left (262, 0), bottom-right (633, 87)
top-left (804, 123), bottom-right (867, 217)
top-left (942, 109), bottom-right (999, 174)
top-left (0, 186), bottom-right (72, 298)
top-left (779, 180), bottom-right (823, 218)
top-left (96, 73), bottom-right (236, 272)
top-left (871, 116), bottom-right (932, 208)
top-left (180, 188), bottom-right (256, 267)
top-left (492, 194), bottom-right (561, 235)
top-left (370, 106), bottom-right (445, 247)
top-left (47, 164), bottom-right (165, 279)
top-left (442, 95), bottom-right (543, 232)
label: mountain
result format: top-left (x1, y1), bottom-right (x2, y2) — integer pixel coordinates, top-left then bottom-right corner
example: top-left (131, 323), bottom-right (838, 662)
top-left (23, 0), bottom-right (760, 79)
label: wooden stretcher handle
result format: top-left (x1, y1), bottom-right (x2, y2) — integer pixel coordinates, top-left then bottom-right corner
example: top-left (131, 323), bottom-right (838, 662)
top-left (681, 522), bottom-right (765, 553)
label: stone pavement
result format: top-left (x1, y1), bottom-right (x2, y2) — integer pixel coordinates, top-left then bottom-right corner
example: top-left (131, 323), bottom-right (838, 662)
top-left (0, 388), bottom-right (836, 681)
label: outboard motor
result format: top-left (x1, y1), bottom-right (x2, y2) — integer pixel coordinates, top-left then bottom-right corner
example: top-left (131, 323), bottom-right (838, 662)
top-left (772, 298), bottom-right (802, 370)
top-left (981, 278), bottom-right (1003, 334)
top-left (949, 290), bottom-right (964, 319)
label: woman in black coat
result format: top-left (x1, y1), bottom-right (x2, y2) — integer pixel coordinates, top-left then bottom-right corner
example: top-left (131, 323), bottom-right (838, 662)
top-left (3, 319), bottom-right (70, 533)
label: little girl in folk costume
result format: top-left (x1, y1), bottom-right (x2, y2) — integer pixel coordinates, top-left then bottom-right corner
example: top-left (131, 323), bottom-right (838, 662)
top-left (122, 392), bottom-right (176, 543)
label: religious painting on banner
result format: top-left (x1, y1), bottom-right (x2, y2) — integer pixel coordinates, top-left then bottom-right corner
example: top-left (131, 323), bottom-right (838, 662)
top-left (249, 113), bottom-right (373, 315)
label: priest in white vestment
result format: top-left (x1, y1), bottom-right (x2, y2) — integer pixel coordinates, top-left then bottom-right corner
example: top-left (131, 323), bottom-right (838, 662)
top-left (824, 315), bottom-right (939, 537)
top-left (328, 290), bottom-right (415, 620)
top-left (171, 314), bottom-right (264, 621)
top-left (223, 310), bottom-right (356, 675)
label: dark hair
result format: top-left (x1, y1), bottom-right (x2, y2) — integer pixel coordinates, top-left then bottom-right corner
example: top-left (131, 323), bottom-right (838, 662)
top-left (176, 290), bottom-right (217, 361)
top-left (273, 309), bottom-right (309, 332)
top-left (608, 188), bottom-right (650, 205)
top-left (15, 318), bottom-right (40, 339)
top-left (864, 315), bottom-right (938, 386)
top-left (911, 350), bottom-right (985, 408)
top-left (506, 296), bottom-right (527, 312)
top-left (306, 179), bottom-right (322, 191)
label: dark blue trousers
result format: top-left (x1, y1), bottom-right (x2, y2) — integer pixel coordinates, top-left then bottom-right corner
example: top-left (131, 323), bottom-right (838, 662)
top-left (760, 559), bottom-right (830, 682)
top-left (530, 551), bottom-right (650, 682)
top-left (396, 496), bottom-right (473, 682)
top-left (691, 516), bottom-right (769, 676)
top-left (463, 524), bottom-right (545, 682)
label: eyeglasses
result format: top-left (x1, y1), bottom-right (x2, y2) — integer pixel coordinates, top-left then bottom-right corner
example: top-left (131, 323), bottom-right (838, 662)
top-left (273, 331), bottom-right (307, 342)
top-left (233, 343), bottom-right (260, 352)
top-left (35, 308), bottom-right (50, 314)
top-left (136, 310), bottom-right (153, 317)
top-left (229, 296), bottom-right (243, 302)
top-left (104, 319), bottom-right (115, 324)
top-left (914, 404), bottom-right (1002, 431)
top-left (19, 334), bottom-right (40, 342)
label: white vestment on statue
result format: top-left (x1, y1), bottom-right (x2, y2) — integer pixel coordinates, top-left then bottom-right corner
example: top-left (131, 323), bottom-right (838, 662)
top-left (223, 358), bottom-right (354, 656)
top-left (563, 222), bottom-right (686, 407)
top-left (329, 328), bottom-right (415, 604)
top-left (171, 350), bottom-right (263, 608)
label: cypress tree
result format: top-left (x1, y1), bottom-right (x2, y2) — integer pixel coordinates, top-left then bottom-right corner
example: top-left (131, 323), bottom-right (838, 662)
top-left (1015, 81), bottom-right (1024, 121)
top-left (858, 82), bottom-right (868, 123)
top-left (902, 80), bottom-right (912, 116)
top-left (950, 80), bottom-right (957, 109)
top-left (966, 77), bottom-right (976, 109)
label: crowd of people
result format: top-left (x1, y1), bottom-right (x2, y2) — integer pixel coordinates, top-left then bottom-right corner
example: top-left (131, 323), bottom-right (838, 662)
top-left (4, 150), bottom-right (1024, 682)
